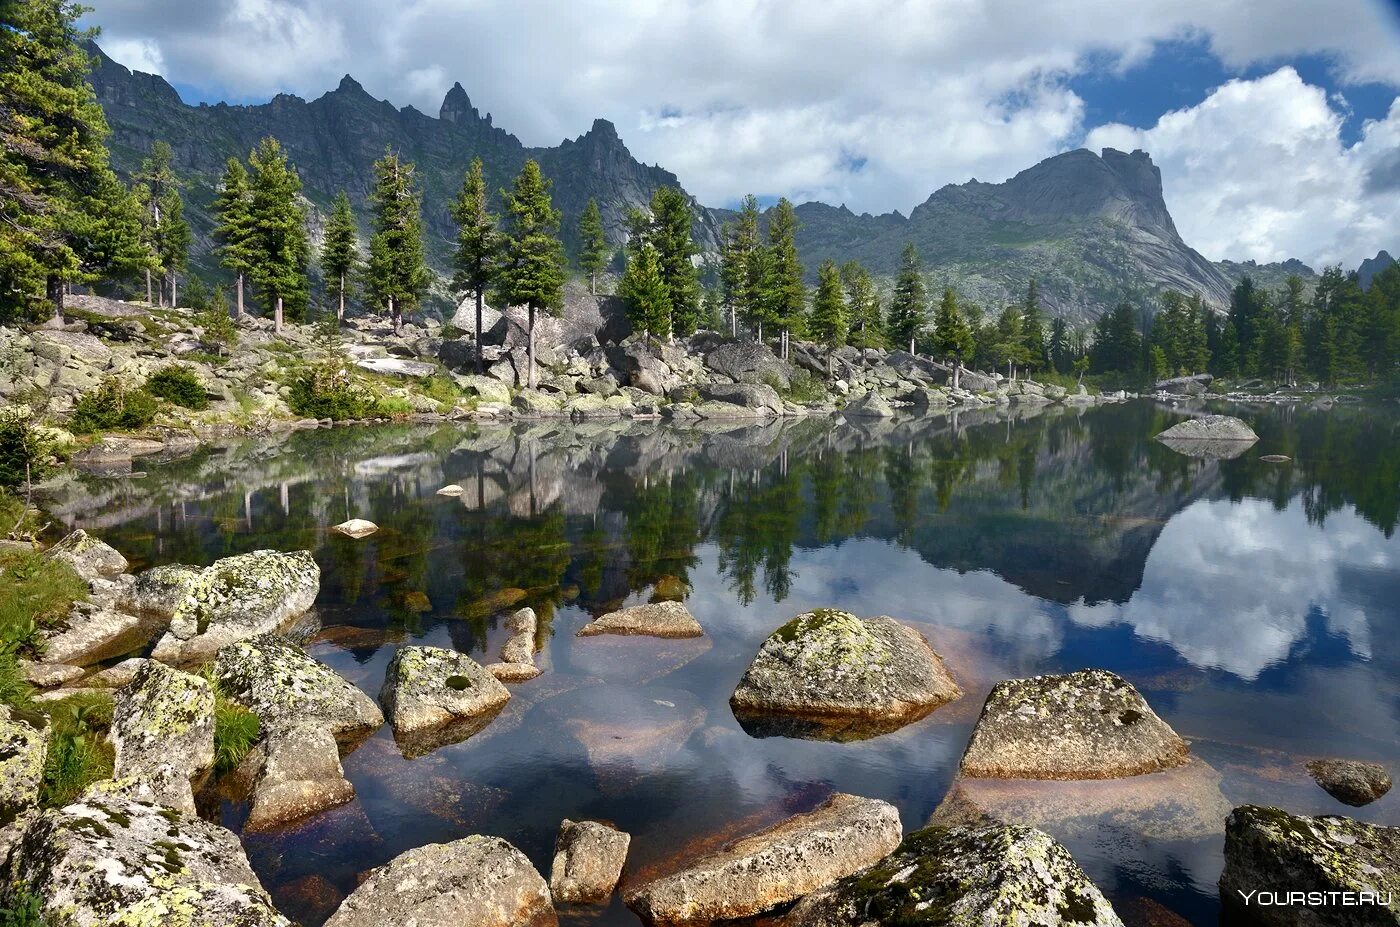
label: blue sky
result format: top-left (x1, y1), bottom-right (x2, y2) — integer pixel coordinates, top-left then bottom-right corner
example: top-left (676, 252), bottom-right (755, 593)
top-left (86, 0), bottom-right (1400, 267)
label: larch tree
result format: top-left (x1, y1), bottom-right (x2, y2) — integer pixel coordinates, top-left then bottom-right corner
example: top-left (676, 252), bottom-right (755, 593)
top-left (577, 197), bottom-right (608, 296)
top-left (498, 159), bottom-right (566, 390)
top-left (213, 157), bottom-right (256, 318)
top-left (620, 240), bottom-right (671, 346)
top-left (648, 185), bottom-right (701, 338)
top-left (719, 194), bottom-right (762, 337)
top-left (365, 149), bottom-right (430, 334)
top-left (133, 142), bottom-right (189, 306)
top-left (840, 261), bottom-right (883, 348)
top-left (1021, 278), bottom-right (1048, 372)
top-left (764, 198), bottom-right (805, 359)
top-left (888, 243), bottom-right (928, 354)
top-left (246, 137), bottom-right (309, 333)
top-left (320, 191), bottom-right (359, 322)
top-left (450, 157), bottom-right (503, 374)
top-left (930, 286), bottom-right (974, 388)
top-left (808, 260), bottom-right (848, 374)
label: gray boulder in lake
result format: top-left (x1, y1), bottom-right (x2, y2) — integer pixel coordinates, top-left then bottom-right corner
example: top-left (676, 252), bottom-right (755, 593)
top-left (959, 668), bottom-right (1189, 780)
top-left (324, 834), bottom-right (556, 927)
top-left (1155, 414), bottom-right (1258, 443)
top-left (380, 646), bottom-right (510, 757)
top-left (1307, 758), bottom-right (1393, 807)
top-left (577, 601), bottom-right (704, 639)
top-left (843, 389), bottom-right (896, 418)
top-left (730, 610), bottom-right (961, 740)
top-left (550, 819), bottom-right (631, 905)
top-left (786, 821), bottom-right (1124, 927)
top-left (624, 792), bottom-right (902, 927)
top-left (1219, 806), bottom-right (1399, 926)
top-left (110, 660), bottom-right (215, 815)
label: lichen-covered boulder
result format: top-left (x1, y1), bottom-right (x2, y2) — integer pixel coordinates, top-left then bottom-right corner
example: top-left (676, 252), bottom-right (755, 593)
top-left (324, 835), bottom-right (556, 927)
top-left (380, 646), bottom-right (510, 758)
top-left (117, 563), bottom-right (203, 620)
top-left (245, 724), bottom-right (355, 832)
top-left (843, 389), bottom-right (895, 419)
top-left (38, 602), bottom-right (155, 668)
top-left (624, 793), bottom-right (902, 926)
top-left (0, 707), bottom-right (46, 821)
top-left (110, 661), bottom-right (215, 815)
top-left (499, 607), bottom-right (537, 664)
top-left (5, 793), bottom-right (290, 926)
top-left (959, 669), bottom-right (1189, 780)
top-left (1306, 758), bottom-right (1393, 807)
top-left (44, 529), bottom-right (127, 583)
top-left (151, 550), bottom-right (321, 665)
top-left (786, 822), bottom-right (1124, 926)
top-left (730, 610), bottom-right (960, 740)
top-left (577, 602), bottom-right (704, 639)
top-left (1156, 414), bottom-right (1258, 442)
top-left (550, 819), bottom-right (630, 905)
top-left (1219, 806), bottom-right (1399, 926)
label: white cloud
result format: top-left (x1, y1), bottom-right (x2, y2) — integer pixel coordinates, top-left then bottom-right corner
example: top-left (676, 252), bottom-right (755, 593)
top-left (87, 0), bottom-right (1400, 263)
top-left (99, 36), bottom-right (164, 76)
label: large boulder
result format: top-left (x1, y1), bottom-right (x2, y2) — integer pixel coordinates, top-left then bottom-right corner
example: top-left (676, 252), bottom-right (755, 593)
top-left (513, 388), bottom-right (565, 416)
top-left (843, 389), bottom-right (895, 418)
top-left (246, 723), bottom-right (355, 831)
top-left (324, 835), bottom-right (556, 927)
top-left (550, 819), bottom-right (631, 905)
top-left (151, 549), bottom-right (321, 664)
top-left (704, 341), bottom-right (792, 388)
top-left (38, 602), bottom-right (156, 668)
top-left (959, 669), bottom-right (1189, 780)
top-left (730, 610), bottom-right (961, 740)
top-left (577, 602), bottom-right (704, 639)
top-left (117, 563), bottom-right (203, 620)
top-left (1307, 758), bottom-right (1393, 807)
top-left (696, 382), bottom-right (784, 415)
top-left (110, 661), bottom-right (215, 815)
top-left (379, 646), bottom-right (510, 758)
top-left (44, 529), bottom-right (127, 583)
top-left (613, 343), bottom-right (677, 396)
top-left (1219, 806), bottom-right (1398, 926)
top-left (0, 706), bottom-right (46, 820)
top-left (1155, 414), bottom-right (1258, 443)
top-left (786, 822), bottom-right (1124, 927)
top-left (624, 793), bottom-right (902, 927)
top-left (5, 793), bottom-right (289, 926)
top-left (1155, 373), bottom-right (1213, 395)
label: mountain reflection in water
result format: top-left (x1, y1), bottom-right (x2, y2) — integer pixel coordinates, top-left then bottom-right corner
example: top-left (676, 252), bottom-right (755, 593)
top-left (44, 400), bottom-right (1400, 926)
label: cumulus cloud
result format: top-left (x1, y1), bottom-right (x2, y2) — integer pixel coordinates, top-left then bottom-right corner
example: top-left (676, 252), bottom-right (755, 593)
top-left (85, 0), bottom-right (1400, 263)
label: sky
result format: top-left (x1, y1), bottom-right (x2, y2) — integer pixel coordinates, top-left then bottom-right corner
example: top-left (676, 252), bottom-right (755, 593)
top-left (84, 0), bottom-right (1400, 269)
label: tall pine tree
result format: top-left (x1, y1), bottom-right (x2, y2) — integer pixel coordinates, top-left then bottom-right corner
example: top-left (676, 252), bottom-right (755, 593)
top-left (498, 159), bottom-right (566, 389)
top-left (648, 186), bottom-right (700, 338)
top-left (808, 260), bottom-right (847, 373)
top-left (246, 137), bottom-right (309, 332)
top-left (1021, 278), bottom-right (1048, 371)
top-left (133, 142), bottom-right (188, 306)
top-left (450, 157), bottom-right (503, 373)
top-left (931, 286), bottom-right (973, 386)
top-left (365, 150), bottom-right (430, 334)
top-left (577, 197), bottom-right (608, 296)
top-left (888, 243), bottom-right (927, 353)
top-left (840, 261), bottom-right (883, 349)
top-left (720, 194), bottom-right (762, 337)
top-left (321, 191), bottom-right (359, 322)
top-left (213, 157), bottom-right (256, 318)
top-left (620, 240), bottom-right (670, 345)
top-left (764, 198), bottom-right (805, 358)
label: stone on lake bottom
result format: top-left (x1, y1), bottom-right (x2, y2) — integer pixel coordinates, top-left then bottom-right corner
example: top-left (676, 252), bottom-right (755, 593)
top-left (1306, 758), bottom-right (1393, 807)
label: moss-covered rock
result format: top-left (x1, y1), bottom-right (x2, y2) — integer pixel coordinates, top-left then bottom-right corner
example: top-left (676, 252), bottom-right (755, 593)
top-left (379, 646), bottom-right (510, 759)
top-left (577, 602), bottom-right (703, 639)
top-left (1219, 806), bottom-right (1399, 926)
top-left (110, 661), bottom-right (214, 815)
top-left (959, 669), bottom-right (1188, 780)
top-left (730, 610), bottom-right (960, 740)
top-left (0, 706), bottom-right (47, 823)
top-left (788, 821), bottom-right (1123, 926)
top-left (45, 529), bottom-right (128, 584)
top-left (117, 564), bottom-right (203, 621)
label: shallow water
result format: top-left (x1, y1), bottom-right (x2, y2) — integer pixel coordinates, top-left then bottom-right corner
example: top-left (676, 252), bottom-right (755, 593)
top-left (47, 400), bottom-right (1400, 925)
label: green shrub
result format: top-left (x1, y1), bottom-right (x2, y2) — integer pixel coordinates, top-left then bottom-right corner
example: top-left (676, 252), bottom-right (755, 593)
top-left (0, 548), bottom-right (87, 659)
top-left (775, 370), bottom-right (826, 404)
top-left (38, 692), bottom-right (115, 808)
top-left (287, 364), bottom-right (386, 420)
top-left (0, 885), bottom-right (50, 926)
top-left (212, 697), bottom-right (260, 773)
top-left (69, 378), bottom-right (159, 434)
top-left (145, 365), bottom-right (209, 410)
top-left (0, 407), bottom-right (58, 490)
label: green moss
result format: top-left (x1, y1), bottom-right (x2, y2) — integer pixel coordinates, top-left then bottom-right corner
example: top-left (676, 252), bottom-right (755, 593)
top-left (445, 674), bottom-right (472, 691)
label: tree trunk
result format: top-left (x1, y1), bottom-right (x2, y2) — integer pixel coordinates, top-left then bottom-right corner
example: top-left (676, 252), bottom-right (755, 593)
top-left (757, 321), bottom-right (763, 345)
top-left (909, 336), bottom-right (915, 355)
top-left (590, 271), bottom-right (596, 296)
top-left (527, 304), bottom-right (537, 389)
top-left (730, 306), bottom-right (737, 338)
top-left (235, 273), bottom-right (244, 318)
top-left (338, 274), bottom-right (345, 322)
top-left (171, 272), bottom-right (178, 310)
top-left (953, 362), bottom-right (961, 391)
top-left (475, 289), bottom-right (485, 375)
top-left (46, 275), bottom-right (64, 323)
top-left (274, 295), bottom-right (284, 334)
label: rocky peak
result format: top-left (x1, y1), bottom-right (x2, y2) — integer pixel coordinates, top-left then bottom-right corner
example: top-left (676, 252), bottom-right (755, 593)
top-left (336, 74), bottom-right (367, 96)
top-left (1359, 249), bottom-right (1396, 290)
top-left (439, 81), bottom-right (479, 125)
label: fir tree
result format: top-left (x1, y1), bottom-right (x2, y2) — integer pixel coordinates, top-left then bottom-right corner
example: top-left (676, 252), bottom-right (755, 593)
top-left (809, 260), bottom-right (847, 373)
top-left (246, 137), bottom-right (309, 332)
top-left (1048, 316), bottom-right (1072, 374)
top-left (1021, 278), bottom-right (1048, 371)
top-left (840, 261), bottom-right (883, 348)
top-left (887, 243), bottom-right (927, 353)
top-left (365, 150), bottom-right (430, 333)
top-left (577, 197), bottom-right (608, 295)
top-left (930, 286), bottom-right (974, 386)
top-left (1089, 303), bottom-right (1144, 375)
top-left (213, 157), bottom-right (256, 318)
top-left (321, 191), bottom-right (359, 322)
top-left (648, 186), bottom-right (701, 338)
top-left (720, 194), bottom-right (762, 337)
top-left (764, 198), bottom-right (805, 358)
top-left (133, 141), bottom-right (188, 306)
top-left (498, 159), bottom-right (566, 389)
top-left (196, 286), bottom-right (237, 355)
top-left (449, 157), bottom-right (503, 374)
top-left (620, 240), bottom-right (670, 345)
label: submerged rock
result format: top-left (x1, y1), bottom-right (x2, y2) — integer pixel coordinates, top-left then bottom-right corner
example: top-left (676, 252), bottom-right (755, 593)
top-left (1155, 414), bottom-right (1257, 443)
top-left (550, 819), bottom-right (631, 905)
top-left (730, 610), bottom-right (960, 740)
top-left (487, 662), bottom-right (543, 683)
top-left (379, 646), bottom-right (510, 758)
top-left (499, 607), bottom-right (538, 665)
top-left (786, 821), bottom-right (1124, 926)
top-left (1219, 806), bottom-right (1399, 925)
top-left (625, 793), bottom-right (902, 926)
top-left (324, 834), bottom-right (556, 927)
top-left (1306, 758), bottom-right (1393, 807)
top-left (152, 549), bottom-right (321, 664)
top-left (333, 518), bottom-right (379, 538)
top-left (44, 529), bottom-right (127, 583)
top-left (110, 661), bottom-right (215, 815)
top-left (577, 602), bottom-right (704, 639)
top-left (6, 793), bottom-right (289, 926)
top-left (959, 669), bottom-right (1189, 780)
top-left (0, 707), bottom-right (46, 821)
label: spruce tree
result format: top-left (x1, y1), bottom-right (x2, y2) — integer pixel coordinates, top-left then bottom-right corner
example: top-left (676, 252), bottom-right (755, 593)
top-left (213, 157), bottom-right (256, 318)
top-left (720, 194), bottom-right (762, 337)
top-left (133, 142), bottom-right (188, 306)
top-left (840, 261), bottom-right (883, 349)
top-left (321, 191), bottom-right (359, 322)
top-left (888, 243), bottom-right (927, 353)
top-left (931, 286), bottom-right (973, 386)
top-left (809, 260), bottom-right (847, 373)
top-left (649, 186), bottom-right (701, 338)
top-left (1021, 279), bottom-right (1048, 371)
top-left (1048, 316), bottom-right (1072, 374)
top-left (577, 197), bottom-right (608, 296)
top-left (365, 150), bottom-right (430, 334)
top-left (246, 137), bottom-right (309, 332)
top-left (764, 198), bottom-right (805, 358)
top-left (620, 240), bottom-right (670, 345)
top-left (498, 159), bottom-right (566, 389)
top-left (450, 157), bottom-right (503, 373)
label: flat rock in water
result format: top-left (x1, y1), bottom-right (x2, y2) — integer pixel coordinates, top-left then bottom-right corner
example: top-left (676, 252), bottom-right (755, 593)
top-left (110, 661), bottom-right (215, 815)
top-left (1306, 758), bottom-right (1393, 807)
top-left (436, 484), bottom-right (466, 496)
top-left (786, 821), bottom-right (1124, 927)
top-left (151, 549), bottom-right (321, 664)
top-left (487, 662), bottom-right (543, 683)
top-left (1155, 414), bottom-right (1258, 443)
top-left (44, 529), bottom-right (127, 583)
top-left (380, 646), bottom-right (510, 758)
top-left (333, 519), bottom-right (379, 539)
top-left (624, 793), bottom-right (902, 926)
top-left (730, 610), bottom-right (961, 741)
top-left (0, 707), bottom-right (46, 819)
top-left (8, 792), bottom-right (289, 926)
top-left (1219, 806), bottom-right (1399, 925)
top-left (959, 669), bottom-right (1189, 780)
top-left (324, 834), bottom-right (556, 927)
top-left (1259, 454), bottom-right (1291, 463)
top-left (578, 602), bottom-right (703, 639)
top-left (550, 819), bottom-right (631, 904)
